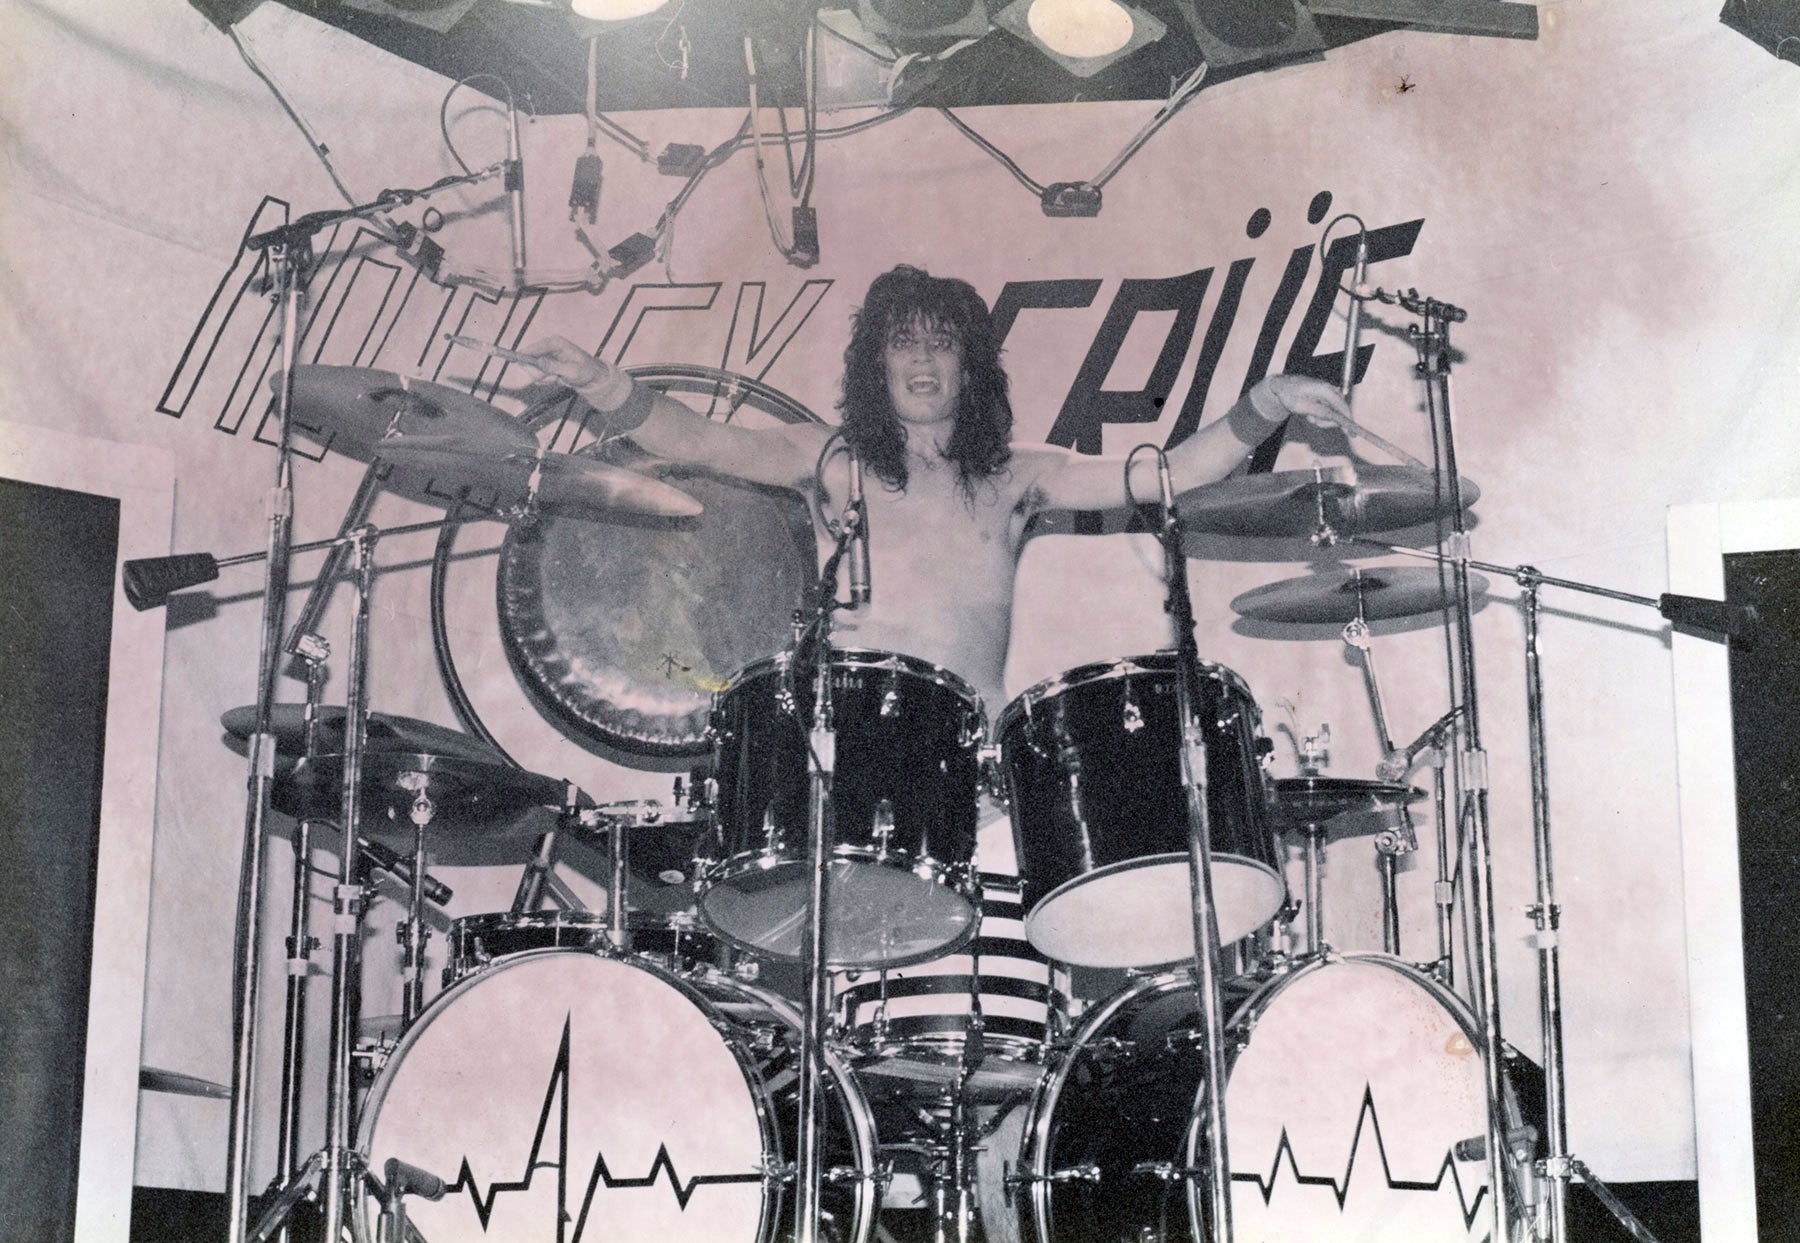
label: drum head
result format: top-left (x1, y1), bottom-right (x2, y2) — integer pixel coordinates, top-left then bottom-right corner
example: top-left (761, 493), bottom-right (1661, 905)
top-left (1220, 956), bottom-right (1505, 1239)
top-left (1025, 855), bottom-right (1285, 968)
top-left (359, 951), bottom-right (773, 1242)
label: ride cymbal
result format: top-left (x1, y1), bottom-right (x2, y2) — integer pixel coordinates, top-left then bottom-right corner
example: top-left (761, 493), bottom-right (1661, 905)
top-left (1231, 565), bottom-right (1490, 624)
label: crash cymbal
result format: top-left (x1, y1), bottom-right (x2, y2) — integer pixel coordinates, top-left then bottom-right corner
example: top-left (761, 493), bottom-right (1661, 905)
top-left (376, 442), bottom-right (703, 520)
top-left (1272, 777), bottom-right (1425, 832)
top-left (273, 751), bottom-right (571, 840)
top-left (1231, 565), bottom-right (1490, 624)
top-left (281, 366), bottom-right (542, 511)
top-left (1177, 465), bottom-right (1479, 538)
top-left (221, 705), bottom-right (501, 763)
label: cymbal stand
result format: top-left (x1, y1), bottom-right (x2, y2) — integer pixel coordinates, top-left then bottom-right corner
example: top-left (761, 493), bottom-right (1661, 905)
top-left (251, 526), bottom-right (381, 1243)
top-left (1148, 448), bottom-right (1234, 1243)
top-left (1340, 584), bottom-right (1420, 958)
top-left (1406, 293), bottom-right (1512, 1243)
top-left (1350, 540), bottom-right (1712, 1243)
top-left (788, 497), bottom-right (862, 1243)
top-left (395, 774), bottom-right (436, 1026)
top-left (273, 636), bottom-right (331, 1242)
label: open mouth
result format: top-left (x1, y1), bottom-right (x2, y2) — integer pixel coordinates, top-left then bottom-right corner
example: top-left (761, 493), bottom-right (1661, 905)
top-left (906, 376), bottom-right (941, 394)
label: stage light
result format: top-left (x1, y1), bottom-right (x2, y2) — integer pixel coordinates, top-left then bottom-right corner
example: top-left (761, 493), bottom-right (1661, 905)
top-left (993, 0), bottom-right (1164, 77)
top-left (855, 0), bottom-right (992, 49)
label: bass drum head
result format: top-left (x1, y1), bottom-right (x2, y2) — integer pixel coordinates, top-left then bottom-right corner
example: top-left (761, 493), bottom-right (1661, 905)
top-left (357, 951), bottom-right (775, 1242)
top-left (431, 366), bottom-right (825, 781)
top-left (1215, 954), bottom-right (1520, 1241)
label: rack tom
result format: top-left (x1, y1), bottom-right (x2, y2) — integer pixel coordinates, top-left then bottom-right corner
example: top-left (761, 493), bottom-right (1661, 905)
top-left (996, 654), bottom-right (1282, 968)
top-left (699, 648), bottom-right (985, 968)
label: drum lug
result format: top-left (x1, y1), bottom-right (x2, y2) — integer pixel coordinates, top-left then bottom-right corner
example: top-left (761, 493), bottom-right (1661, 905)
top-left (880, 688), bottom-right (902, 719)
top-left (1129, 1161), bottom-right (1204, 1184)
top-left (825, 1162), bottom-right (891, 1190)
top-left (756, 1158), bottom-right (795, 1188)
top-left (1007, 1161), bottom-right (1102, 1190)
top-left (1122, 694), bottom-right (1144, 735)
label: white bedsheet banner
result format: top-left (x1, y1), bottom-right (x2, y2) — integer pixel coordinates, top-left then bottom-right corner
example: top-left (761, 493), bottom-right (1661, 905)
top-left (5, 0), bottom-right (1798, 1191)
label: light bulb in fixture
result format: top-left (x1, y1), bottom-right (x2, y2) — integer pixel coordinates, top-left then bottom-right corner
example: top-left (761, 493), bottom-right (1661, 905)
top-left (1025, 0), bottom-right (1135, 60)
top-left (569, 0), bottom-right (668, 21)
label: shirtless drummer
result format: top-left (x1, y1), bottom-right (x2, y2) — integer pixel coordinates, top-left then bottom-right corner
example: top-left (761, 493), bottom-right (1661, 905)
top-left (521, 263), bottom-right (1349, 723)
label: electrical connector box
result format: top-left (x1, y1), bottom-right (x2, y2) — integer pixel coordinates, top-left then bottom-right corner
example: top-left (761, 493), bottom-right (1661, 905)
top-left (1041, 182), bottom-right (1102, 218)
top-left (608, 232), bottom-right (657, 278)
top-left (790, 207), bottom-right (820, 268)
top-left (568, 153), bottom-right (603, 223)
top-left (657, 143), bottom-right (707, 177)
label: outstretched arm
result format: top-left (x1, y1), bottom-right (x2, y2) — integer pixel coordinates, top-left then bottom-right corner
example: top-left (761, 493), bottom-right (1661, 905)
top-left (1023, 375), bottom-right (1349, 513)
top-left (519, 336), bottom-right (829, 491)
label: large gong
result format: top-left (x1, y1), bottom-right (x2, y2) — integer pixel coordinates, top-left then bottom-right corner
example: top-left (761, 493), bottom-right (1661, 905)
top-left (432, 366), bottom-right (822, 763)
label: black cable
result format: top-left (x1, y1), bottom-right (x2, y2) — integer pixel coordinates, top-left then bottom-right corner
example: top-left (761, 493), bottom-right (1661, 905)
top-left (936, 107), bottom-right (1045, 195)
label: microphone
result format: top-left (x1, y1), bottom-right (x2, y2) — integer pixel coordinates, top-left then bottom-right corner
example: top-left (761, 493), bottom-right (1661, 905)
top-left (1376, 704), bottom-right (1464, 782)
top-left (1155, 448), bottom-right (1178, 537)
top-left (1340, 227), bottom-right (1369, 402)
top-left (846, 452), bottom-right (871, 605)
top-left (505, 100), bottom-right (527, 287)
top-left (384, 1157), bottom-right (447, 1202)
top-left (1452, 1124), bottom-right (1538, 1163)
top-left (360, 836), bottom-right (453, 907)
top-left (1659, 592), bottom-right (1761, 641)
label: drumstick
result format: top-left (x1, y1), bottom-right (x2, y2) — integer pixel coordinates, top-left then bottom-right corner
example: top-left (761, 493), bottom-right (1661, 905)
top-left (444, 334), bottom-right (542, 367)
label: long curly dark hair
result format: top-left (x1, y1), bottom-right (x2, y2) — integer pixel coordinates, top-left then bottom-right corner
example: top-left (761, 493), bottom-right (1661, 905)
top-left (838, 265), bottom-right (1013, 497)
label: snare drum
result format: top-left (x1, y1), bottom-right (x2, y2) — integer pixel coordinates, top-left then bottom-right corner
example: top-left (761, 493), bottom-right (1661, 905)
top-left (358, 949), bottom-right (879, 1243)
top-left (985, 954), bottom-right (1529, 1243)
top-left (834, 875), bottom-right (1069, 1100)
top-left (997, 654), bottom-right (1283, 967)
top-left (700, 648), bottom-right (985, 968)
top-left (445, 909), bottom-right (721, 984)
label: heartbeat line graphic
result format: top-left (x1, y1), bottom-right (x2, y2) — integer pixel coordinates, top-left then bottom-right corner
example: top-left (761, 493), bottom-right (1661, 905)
top-left (1230, 1084), bottom-right (1492, 1231)
top-left (438, 1015), bottom-right (765, 1242)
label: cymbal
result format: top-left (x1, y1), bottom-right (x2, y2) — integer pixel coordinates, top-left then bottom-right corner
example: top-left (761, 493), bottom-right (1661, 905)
top-left (376, 442), bottom-right (704, 520)
top-left (282, 366), bottom-right (544, 511)
top-left (1272, 777), bottom-right (1425, 833)
top-left (1177, 465), bottom-right (1479, 538)
top-left (1231, 565), bottom-right (1490, 624)
top-left (273, 751), bottom-right (571, 840)
top-left (221, 705), bottom-right (501, 764)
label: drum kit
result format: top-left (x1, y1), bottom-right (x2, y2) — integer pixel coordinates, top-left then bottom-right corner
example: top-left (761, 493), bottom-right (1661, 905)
top-left (125, 215), bottom-right (1685, 1243)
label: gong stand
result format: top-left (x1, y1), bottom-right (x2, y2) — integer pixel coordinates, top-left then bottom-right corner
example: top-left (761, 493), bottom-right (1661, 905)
top-left (1151, 450), bottom-right (1236, 1243)
top-left (789, 500), bottom-right (864, 1243)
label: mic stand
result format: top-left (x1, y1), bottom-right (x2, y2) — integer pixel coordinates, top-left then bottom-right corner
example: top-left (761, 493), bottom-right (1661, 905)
top-left (1409, 298), bottom-right (1512, 1243)
top-left (1153, 454), bottom-right (1235, 1243)
top-left (1351, 537), bottom-right (1707, 1243)
top-left (792, 516), bottom-right (859, 1243)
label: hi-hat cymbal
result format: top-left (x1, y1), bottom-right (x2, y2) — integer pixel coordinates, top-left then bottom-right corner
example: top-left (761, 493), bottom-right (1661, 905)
top-left (1272, 777), bottom-right (1425, 832)
top-left (1231, 565), bottom-right (1490, 624)
top-left (221, 705), bottom-right (501, 763)
top-left (1177, 465), bottom-right (1478, 538)
top-left (273, 751), bottom-right (571, 840)
top-left (376, 442), bottom-right (703, 520)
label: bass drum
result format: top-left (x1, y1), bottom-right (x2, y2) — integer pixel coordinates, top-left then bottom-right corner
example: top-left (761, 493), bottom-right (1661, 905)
top-left (984, 955), bottom-right (1530, 1243)
top-left (357, 949), bottom-right (879, 1243)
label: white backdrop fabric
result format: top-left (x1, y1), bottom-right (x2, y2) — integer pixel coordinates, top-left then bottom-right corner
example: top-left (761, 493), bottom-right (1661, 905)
top-left (4, 0), bottom-right (1798, 1190)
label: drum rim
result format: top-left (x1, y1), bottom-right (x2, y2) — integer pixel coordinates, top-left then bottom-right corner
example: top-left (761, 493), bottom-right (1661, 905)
top-left (995, 651), bottom-right (1259, 736)
top-left (354, 946), bottom-right (881, 1243)
top-left (696, 851), bottom-right (982, 969)
top-left (718, 645), bottom-right (989, 722)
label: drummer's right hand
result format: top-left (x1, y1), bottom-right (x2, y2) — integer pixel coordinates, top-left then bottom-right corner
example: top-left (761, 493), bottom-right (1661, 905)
top-left (520, 336), bottom-right (634, 409)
